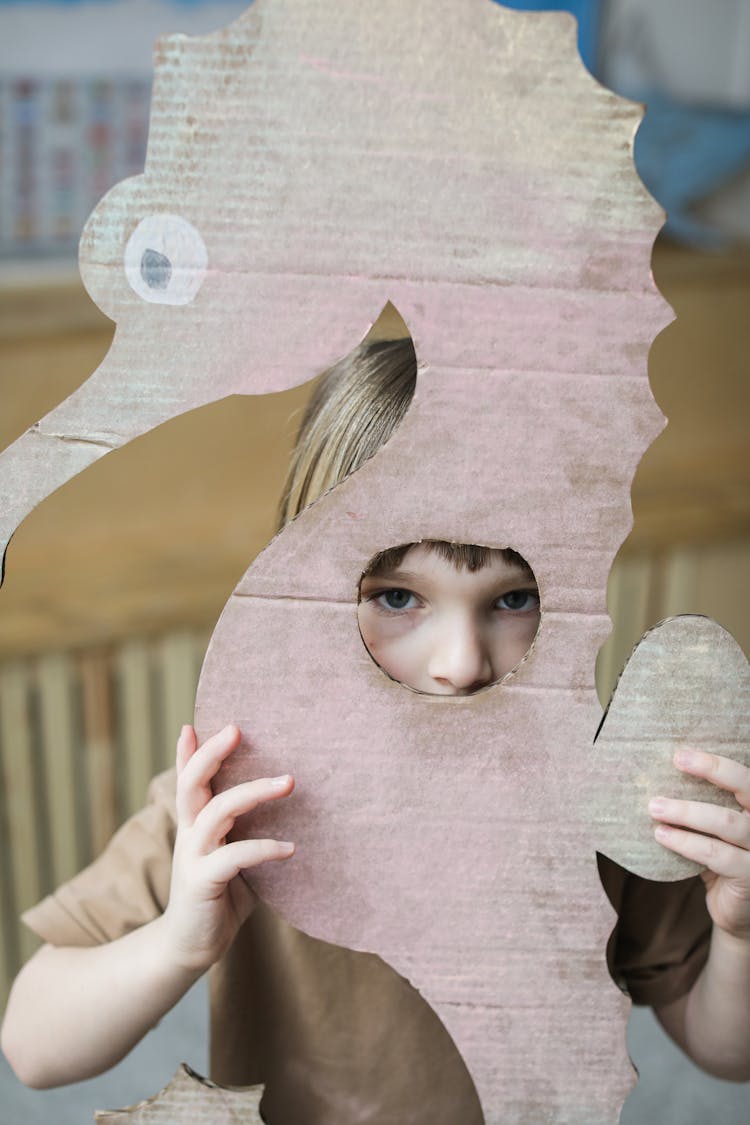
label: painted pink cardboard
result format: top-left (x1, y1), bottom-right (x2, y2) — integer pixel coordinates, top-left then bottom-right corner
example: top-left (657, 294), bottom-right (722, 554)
top-left (0, 0), bottom-right (662, 581)
top-left (198, 440), bottom-right (748, 1123)
top-left (106, 613), bottom-right (750, 1122)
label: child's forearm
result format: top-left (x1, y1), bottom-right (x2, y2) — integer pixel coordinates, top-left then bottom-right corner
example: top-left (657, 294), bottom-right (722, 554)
top-left (0, 916), bottom-right (202, 1088)
top-left (2, 725), bottom-right (294, 1090)
top-left (655, 926), bottom-right (750, 1082)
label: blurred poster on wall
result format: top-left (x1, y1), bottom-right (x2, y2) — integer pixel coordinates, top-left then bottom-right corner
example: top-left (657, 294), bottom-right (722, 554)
top-left (0, 0), bottom-right (246, 262)
top-left (0, 75), bottom-right (150, 258)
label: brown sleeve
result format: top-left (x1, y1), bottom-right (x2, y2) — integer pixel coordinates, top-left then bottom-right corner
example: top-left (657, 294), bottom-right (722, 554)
top-left (22, 770), bottom-right (177, 948)
top-left (598, 853), bottom-right (712, 1007)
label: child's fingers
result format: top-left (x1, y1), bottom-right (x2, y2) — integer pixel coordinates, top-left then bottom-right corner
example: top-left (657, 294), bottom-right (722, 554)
top-left (674, 749), bottom-right (750, 810)
top-left (190, 775), bottom-right (294, 854)
top-left (649, 796), bottom-right (750, 851)
top-left (201, 837), bottom-right (295, 887)
top-left (175, 724), bottom-right (197, 774)
top-left (652, 822), bottom-right (750, 879)
top-left (176, 724), bottom-right (242, 826)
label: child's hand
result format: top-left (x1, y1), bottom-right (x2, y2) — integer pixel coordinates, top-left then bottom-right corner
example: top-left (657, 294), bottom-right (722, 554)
top-left (163, 723), bottom-right (294, 972)
top-left (649, 750), bottom-right (750, 941)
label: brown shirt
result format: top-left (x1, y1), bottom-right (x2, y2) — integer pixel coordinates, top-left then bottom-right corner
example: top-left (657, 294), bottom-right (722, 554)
top-left (23, 770), bottom-right (711, 1124)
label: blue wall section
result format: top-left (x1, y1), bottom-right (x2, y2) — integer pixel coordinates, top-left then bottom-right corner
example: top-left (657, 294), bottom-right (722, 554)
top-left (636, 96), bottom-right (750, 247)
top-left (493, 0), bottom-right (601, 72)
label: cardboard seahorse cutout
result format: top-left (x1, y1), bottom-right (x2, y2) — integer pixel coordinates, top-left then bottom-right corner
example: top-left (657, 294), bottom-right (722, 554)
top-left (5, 0), bottom-right (747, 1121)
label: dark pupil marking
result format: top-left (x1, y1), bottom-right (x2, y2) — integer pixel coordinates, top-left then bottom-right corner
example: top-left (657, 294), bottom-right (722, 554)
top-left (384, 589), bottom-right (411, 609)
top-left (503, 590), bottom-right (528, 610)
top-left (140, 248), bottom-right (172, 290)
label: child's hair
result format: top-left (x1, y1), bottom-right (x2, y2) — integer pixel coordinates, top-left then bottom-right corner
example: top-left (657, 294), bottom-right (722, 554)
top-left (277, 336), bottom-right (530, 576)
top-left (277, 338), bottom-right (418, 529)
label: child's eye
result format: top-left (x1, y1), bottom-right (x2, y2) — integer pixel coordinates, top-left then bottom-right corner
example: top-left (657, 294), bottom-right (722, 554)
top-left (495, 589), bottom-right (539, 612)
top-left (375, 588), bottom-right (419, 612)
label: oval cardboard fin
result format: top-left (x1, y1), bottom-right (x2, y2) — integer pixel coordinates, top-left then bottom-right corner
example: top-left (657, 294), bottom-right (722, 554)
top-left (93, 1064), bottom-right (264, 1123)
top-left (592, 615), bottom-right (750, 881)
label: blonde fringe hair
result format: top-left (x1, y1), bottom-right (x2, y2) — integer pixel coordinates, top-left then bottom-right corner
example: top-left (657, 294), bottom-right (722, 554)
top-left (277, 338), bottom-right (417, 529)
top-left (277, 336), bottom-right (528, 576)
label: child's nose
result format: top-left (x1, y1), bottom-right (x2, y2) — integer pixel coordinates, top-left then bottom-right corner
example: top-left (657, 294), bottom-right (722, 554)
top-left (427, 616), bottom-right (494, 694)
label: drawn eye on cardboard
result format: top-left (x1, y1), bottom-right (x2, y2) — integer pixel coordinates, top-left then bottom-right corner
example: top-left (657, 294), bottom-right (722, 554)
top-left (124, 214), bottom-right (208, 305)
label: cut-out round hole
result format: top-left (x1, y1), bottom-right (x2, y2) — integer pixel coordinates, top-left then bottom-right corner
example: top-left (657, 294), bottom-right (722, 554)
top-left (357, 541), bottom-right (539, 695)
top-left (124, 213), bottom-right (208, 305)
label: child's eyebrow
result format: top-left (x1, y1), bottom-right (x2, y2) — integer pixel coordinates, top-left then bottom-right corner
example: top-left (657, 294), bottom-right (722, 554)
top-left (360, 567), bottom-right (423, 585)
top-left (360, 543), bottom-right (538, 584)
top-left (361, 562), bottom-right (538, 585)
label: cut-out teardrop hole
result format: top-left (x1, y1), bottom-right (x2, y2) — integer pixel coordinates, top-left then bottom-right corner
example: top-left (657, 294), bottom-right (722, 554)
top-left (358, 541), bottom-right (540, 695)
top-left (277, 307), bottom-right (417, 528)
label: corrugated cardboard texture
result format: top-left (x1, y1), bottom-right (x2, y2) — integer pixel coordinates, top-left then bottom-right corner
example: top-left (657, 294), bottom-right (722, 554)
top-left (594, 615), bottom-right (750, 881)
top-left (0, 0), bottom-right (664, 583)
top-left (93, 1064), bottom-right (263, 1123)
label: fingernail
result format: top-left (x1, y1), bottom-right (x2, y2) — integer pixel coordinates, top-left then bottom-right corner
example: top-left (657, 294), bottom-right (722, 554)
top-left (270, 775), bottom-right (291, 791)
top-left (278, 841), bottom-right (295, 855)
top-left (648, 798), bottom-right (667, 815)
top-left (674, 749), bottom-right (696, 767)
top-left (654, 824), bottom-right (671, 839)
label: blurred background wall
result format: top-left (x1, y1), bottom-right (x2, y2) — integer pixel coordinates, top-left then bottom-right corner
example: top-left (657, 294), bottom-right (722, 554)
top-left (0, 0), bottom-right (748, 1120)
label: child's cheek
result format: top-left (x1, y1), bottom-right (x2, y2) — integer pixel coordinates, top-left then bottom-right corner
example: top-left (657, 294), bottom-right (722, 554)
top-left (493, 613), bottom-right (539, 675)
top-left (359, 607), bottom-right (414, 660)
top-left (362, 615), bottom-right (425, 686)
